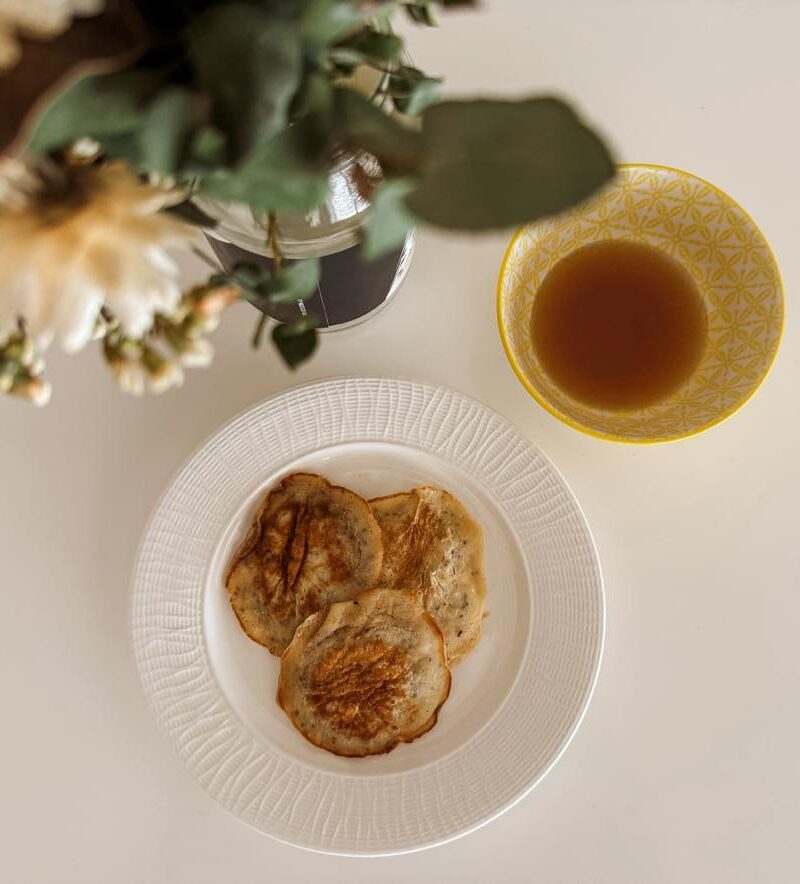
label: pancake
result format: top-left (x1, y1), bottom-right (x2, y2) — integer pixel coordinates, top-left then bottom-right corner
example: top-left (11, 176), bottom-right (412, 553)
top-left (225, 473), bottom-right (383, 655)
top-left (370, 487), bottom-right (486, 663)
top-left (277, 588), bottom-right (451, 757)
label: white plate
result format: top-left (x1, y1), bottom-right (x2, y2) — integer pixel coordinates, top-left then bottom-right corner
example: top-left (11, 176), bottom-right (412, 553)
top-left (132, 377), bottom-right (604, 855)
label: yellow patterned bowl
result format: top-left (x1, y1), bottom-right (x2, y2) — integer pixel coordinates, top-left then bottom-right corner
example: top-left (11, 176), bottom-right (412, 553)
top-left (497, 164), bottom-right (784, 443)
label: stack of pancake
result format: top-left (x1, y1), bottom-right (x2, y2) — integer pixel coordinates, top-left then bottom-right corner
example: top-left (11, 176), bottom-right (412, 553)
top-left (225, 473), bottom-right (487, 757)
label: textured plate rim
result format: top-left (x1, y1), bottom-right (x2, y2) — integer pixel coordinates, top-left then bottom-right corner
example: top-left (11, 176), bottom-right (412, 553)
top-left (496, 162), bottom-right (786, 445)
top-left (131, 376), bottom-right (605, 855)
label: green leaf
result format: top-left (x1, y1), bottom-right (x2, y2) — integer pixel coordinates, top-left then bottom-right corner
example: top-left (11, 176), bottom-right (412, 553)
top-left (1, 4), bottom-right (146, 155)
top-left (301, 0), bottom-right (363, 46)
top-left (229, 263), bottom-right (270, 292)
top-left (188, 125), bottom-right (228, 168)
top-left (198, 119), bottom-right (330, 212)
top-left (364, 178), bottom-right (417, 258)
top-left (333, 88), bottom-right (422, 173)
top-left (404, 97), bottom-right (614, 230)
top-left (388, 65), bottom-right (442, 115)
top-left (187, 4), bottom-right (303, 161)
top-left (404, 1), bottom-right (479, 25)
top-left (404, 2), bottom-right (436, 25)
top-left (27, 70), bottom-right (161, 154)
top-left (272, 320), bottom-right (318, 368)
top-left (259, 0), bottom-right (316, 19)
top-left (339, 28), bottom-right (403, 63)
top-left (290, 72), bottom-right (334, 118)
top-left (328, 46), bottom-right (368, 70)
top-left (263, 258), bottom-right (321, 303)
top-left (234, 258), bottom-right (320, 305)
top-left (367, 2), bottom-right (402, 27)
top-left (139, 88), bottom-right (205, 174)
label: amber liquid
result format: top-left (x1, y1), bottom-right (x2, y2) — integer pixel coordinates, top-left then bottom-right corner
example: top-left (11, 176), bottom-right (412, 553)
top-left (530, 240), bottom-right (708, 410)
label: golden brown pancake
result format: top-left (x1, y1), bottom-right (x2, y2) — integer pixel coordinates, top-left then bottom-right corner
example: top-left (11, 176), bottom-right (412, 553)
top-left (225, 473), bottom-right (383, 655)
top-left (370, 487), bottom-right (487, 663)
top-left (277, 588), bottom-right (451, 757)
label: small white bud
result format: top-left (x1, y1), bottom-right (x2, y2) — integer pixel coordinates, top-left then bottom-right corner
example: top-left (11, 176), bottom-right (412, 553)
top-left (147, 360), bottom-right (184, 394)
top-left (111, 361), bottom-right (146, 396)
top-left (180, 338), bottom-right (214, 368)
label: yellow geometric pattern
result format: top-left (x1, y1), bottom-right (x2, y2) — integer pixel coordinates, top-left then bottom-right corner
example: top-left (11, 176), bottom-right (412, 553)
top-left (497, 164), bottom-right (784, 443)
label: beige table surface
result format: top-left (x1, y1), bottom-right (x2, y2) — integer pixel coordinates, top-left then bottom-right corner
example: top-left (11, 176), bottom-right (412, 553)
top-left (2, 1), bottom-right (799, 881)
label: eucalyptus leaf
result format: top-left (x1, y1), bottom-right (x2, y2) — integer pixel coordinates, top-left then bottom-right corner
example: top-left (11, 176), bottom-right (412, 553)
top-left (368, 2), bottom-right (403, 27)
top-left (404, 2), bottom-right (436, 24)
top-left (188, 4), bottom-right (302, 162)
top-left (263, 0), bottom-right (317, 19)
top-left (1, 4), bottom-right (148, 154)
top-left (364, 178), bottom-right (417, 258)
top-left (328, 46), bottom-right (368, 70)
top-left (272, 320), bottom-right (318, 368)
top-left (198, 119), bottom-right (330, 212)
top-left (404, 97), bottom-right (615, 229)
top-left (139, 88), bottom-right (205, 174)
top-left (188, 125), bottom-right (228, 168)
top-left (333, 88), bottom-right (422, 173)
top-left (230, 263), bottom-right (269, 292)
top-left (388, 66), bottom-right (442, 115)
top-left (301, 0), bottom-right (363, 46)
top-left (404, 0), bottom-right (476, 25)
top-left (262, 258), bottom-right (321, 304)
top-left (339, 28), bottom-right (403, 63)
top-left (291, 72), bottom-right (334, 118)
top-left (27, 70), bottom-right (161, 154)
top-left (224, 258), bottom-right (320, 307)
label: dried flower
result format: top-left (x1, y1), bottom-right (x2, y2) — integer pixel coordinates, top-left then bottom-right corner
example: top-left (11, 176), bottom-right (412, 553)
top-left (0, 327), bottom-right (49, 404)
top-left (0, 159), bottom-right (198, 354)
top-left (198, 313), bottom-right (220, 333)
top-left (0, 365), bottom-right (14, 392)
top-left (189, 283), bottom-right (239, 318)
top-left (103, 331), bottom-right (141, 395)
top-left (0, 157), bottom-right (41, 210)
top-left (109, 358), bottom-right (146, 396)
top-left (178, 337), bottom-right (214, 368)
top-left (12, 375), bottom-right (51, 405)
top-left (148, 359), bottom-right (183, 393)
top-left (141, 344), bottom-right (184, 393)
top-left (98, 277), bottom-right (226, 396)
top-left (65, 137), bottom-right (103, 166)
top-left (0, 0), bottom-right (104, 72)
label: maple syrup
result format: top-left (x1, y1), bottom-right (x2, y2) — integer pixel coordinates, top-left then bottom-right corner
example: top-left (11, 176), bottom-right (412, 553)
top-left (530, 240), bottom-right (708, 410)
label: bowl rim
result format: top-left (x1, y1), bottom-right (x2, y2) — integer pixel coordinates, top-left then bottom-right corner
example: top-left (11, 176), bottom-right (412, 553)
top-left (495, 162), bottom-right (786, 444)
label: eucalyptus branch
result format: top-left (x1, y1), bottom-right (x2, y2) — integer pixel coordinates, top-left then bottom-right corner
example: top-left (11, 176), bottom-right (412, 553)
top-left (267, 211), bottom-right (283, 276)
top-left (252, 313), bottom-right (268, 349)
top-left (249, 211), bottom-right (283, 349)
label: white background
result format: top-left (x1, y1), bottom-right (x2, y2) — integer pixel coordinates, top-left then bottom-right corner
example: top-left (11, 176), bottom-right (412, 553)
top-left (2, 1), bottom-right (798, 881)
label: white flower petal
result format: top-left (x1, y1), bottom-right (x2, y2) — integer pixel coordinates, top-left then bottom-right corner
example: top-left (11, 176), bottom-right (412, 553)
top-left (55, 283), bottom-right (104, 353)
top-left (143, 244), bottom-right (179, 277)
top-left (0, 161), bottom-right (196, 353)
